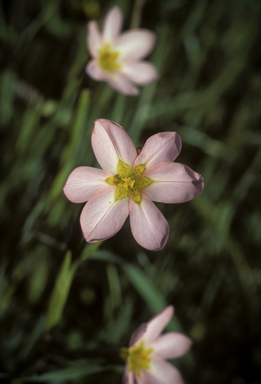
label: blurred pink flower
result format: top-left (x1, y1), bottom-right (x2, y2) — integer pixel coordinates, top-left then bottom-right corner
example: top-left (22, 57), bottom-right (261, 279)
top-left (63, 119), bottom-right (204, 251)
top-left (121, 306), bottom-right (192, 384)
top-left (86, 6), bottom-right (158, 95)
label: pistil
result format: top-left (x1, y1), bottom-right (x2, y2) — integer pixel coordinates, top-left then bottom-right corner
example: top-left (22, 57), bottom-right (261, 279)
top-left (105, 160), bottom-right (153, 203)
top-left (98, 44), bottom-right (121, 73)
top-left (120, 341), bottom-right (152, 377)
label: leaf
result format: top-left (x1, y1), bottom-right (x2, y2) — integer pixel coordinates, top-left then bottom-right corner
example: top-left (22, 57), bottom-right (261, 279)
top-left (20, 362), bottom-right (106, 382)
top-left (44, 251), bottom-right (76, 331)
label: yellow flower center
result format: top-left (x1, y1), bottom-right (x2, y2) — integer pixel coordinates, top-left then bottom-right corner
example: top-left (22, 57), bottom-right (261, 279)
top-left (120, 341), bottom-right (152, 377)
top-left (98, 44), bottom-right (121, 73)
top-left (106, 159), bottom-right (153, 203)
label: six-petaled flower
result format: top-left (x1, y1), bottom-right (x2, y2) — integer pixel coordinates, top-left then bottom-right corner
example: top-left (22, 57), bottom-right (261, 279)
top-left (121, 306), bottom-right (192, 384)
top-left (63, 119), bottom-right (204, 251)
top-left (86, 6), bottom-right (158, 95)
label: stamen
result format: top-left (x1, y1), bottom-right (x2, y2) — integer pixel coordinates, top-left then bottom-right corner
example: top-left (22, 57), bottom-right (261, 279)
top-left (98, 44), bottom-right (121, 74)
top-left (122, 177), bottom-right (135, 189)
top-left (105, 160), bottom-right (153, 203)
top-left (128, 341), bottom-right (152, 376)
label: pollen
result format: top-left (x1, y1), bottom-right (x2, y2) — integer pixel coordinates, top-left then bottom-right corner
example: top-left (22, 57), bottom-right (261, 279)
top-left (122, 177), bottom-right (135, 189)
top-left (126, 341), bottom-right (152, 376)
top-left (98, 44), bottom-right (121, 73)
top-left (105, 159), bottom-right (153, 203)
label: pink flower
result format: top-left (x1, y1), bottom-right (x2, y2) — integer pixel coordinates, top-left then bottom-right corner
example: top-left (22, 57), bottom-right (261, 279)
top-left (121, 306), bottom-right (192, 384)
top-left (86, 6), bottom-right (158, 95)
top-left (63, 119), bottom-right (204, 251)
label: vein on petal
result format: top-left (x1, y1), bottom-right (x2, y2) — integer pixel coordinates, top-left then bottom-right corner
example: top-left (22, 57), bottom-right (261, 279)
top-left (144, 137), bottom-right (176, 166)
top-left (140, 200), bottom-right (158, 245)
top-left (87, 199), bottom-right (118, 239)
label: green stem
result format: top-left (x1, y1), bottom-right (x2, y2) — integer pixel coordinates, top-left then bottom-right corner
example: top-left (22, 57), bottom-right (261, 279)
top-left (45, 242), bottom-right (102, 332)
top-left (130, 0), bottom-right (144, 29)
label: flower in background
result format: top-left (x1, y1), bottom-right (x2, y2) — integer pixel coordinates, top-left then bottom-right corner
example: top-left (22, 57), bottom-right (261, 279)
top-left (121, 306), bottom-right (192, 384)
top-left (86, 6), bottom-right (158, 95)
top-left (63, 119), bottom-right (203, 251)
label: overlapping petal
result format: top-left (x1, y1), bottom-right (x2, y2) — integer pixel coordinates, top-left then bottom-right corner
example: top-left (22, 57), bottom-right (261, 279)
top-left (123, 366), bottom-right (134, 384)
top-left (133, 132), bottom-right (182, 175)
top-left (92, 119), bottom-right (137, 173)
top-left (144, 163), bottom-right (204, 203)
top-left (130, 195), bottom-right (169, 251)
top-left (152, 333), bottom-right (192, 359)
top-left (141, 306), bottom-right (174, 345)
top-left (80, 190), bottom-right (129, 242)
top-left (102, 6), bottom-right (122, 43)
top-left (115, 30), bottom-right (155, 60)
top-left (121, 61), bottom-right (158, 85)
top-left (144, 360), bottom-right (185, 384)
top-left (107, 72), bottom-right (139, 95)
top-left (86, 60), bottom-right (106, 81)
top-left (129, 323), bottom-right (147, 347)
top-left (63, 166), bottom-right (114, 203)
top-left (87, 21), bottom-right (102, 57)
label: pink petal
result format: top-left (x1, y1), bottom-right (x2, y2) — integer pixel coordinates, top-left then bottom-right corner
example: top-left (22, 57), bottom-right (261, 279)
top-left (152, 333), bottom-right (192, 359)
top-left (87, 21), bottom-right (102, 57)
top-left (86, 60), bottom-right (106, 81)
top-left (143, 163), bottom-right (204, 203)
top-left (63, 166), bottom-right (114, 203)
top-left (102, 6), bottom-right (123, 43)
top-left (138, 370), bottom-right (151, 384)
top-left (139, 306), bottom-right (174, 345)
top-left (107, 72), bottom-right (139, 95)
top-left (91, 119), bottom-right (137, 173)
top-left (143, 360), bottom-right (185, 384)
top-left (129, 195), bottom-right (169, 251)
top-left (129, 323), bottom-right (147, 347)
top-left (132, 132), bottom-right (182, 175)
top-left (121, 61), bottom-right (158, 85)
top-left (123, 364), bottom-right (135, 384)
top-left (80, 190), bottom-right (129, 242)
top-left (115, 30), bottom-right (155, 60)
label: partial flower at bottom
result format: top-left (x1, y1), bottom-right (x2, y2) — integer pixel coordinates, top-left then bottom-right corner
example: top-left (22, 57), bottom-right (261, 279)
top-left (63, 119), bottom-right (204, 251)
top-left (86, 6), bottom-right (158, 95)
top-left (120, 306), bottom-right (192, 384)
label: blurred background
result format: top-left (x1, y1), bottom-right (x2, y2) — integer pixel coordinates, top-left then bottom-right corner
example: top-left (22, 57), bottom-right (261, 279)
top-left (0, 0), bottom-right (261, 383)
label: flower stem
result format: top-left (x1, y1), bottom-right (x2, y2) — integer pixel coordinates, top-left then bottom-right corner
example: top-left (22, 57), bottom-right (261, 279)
top-left (44, 242), bottom-right (102, 332)
top-left (130, 0), bottom-right (143, 29)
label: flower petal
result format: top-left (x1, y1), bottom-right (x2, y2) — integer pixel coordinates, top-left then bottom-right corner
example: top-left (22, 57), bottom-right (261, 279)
top-left (92, 119), bottom-right (137, 173)
top-left (87, 21), bottom-right (102, 57)
top-left (139, 306), bottom-right (174, 345)
top-left (129, 195), bottom-right (169, 251)
top-left (121, 61), bottom-right (158, 85)
top-left (102, 6), bottom-right (123, 43)
top-left (63, 166), bottom-right (114, 203)
top-left (152, 333), bottom-right (192, 359)
top-left (143, 163), bottom-right (204, 203)
top-left (107, 72), bottom-right (139, 95)
top-left (86, 60), bottom-right (106, 81)
top-left (132, 132), bottom-right (182, 175)
top-left (80, 189), bottom-right (129, 242)
top-left (123, 364), bottom-right (135, 384)
top-left (143, 360), bottom-right (185, 384)
top-left (129, 323), bottom-right (147, 347)
top-left (115, 30), bottom-right (155, 60)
